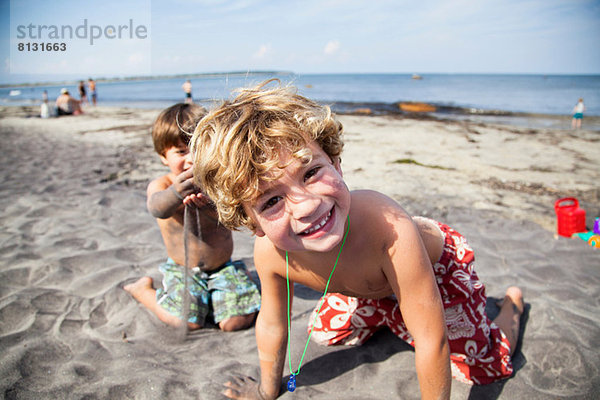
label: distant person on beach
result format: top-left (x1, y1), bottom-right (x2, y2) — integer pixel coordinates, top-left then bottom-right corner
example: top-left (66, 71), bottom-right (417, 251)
top-left (55, 88), bottom-right (83, 116)
top-left (571, 98), bottom-right (585, 129)
top-left (124, 103), bottom-right (260, 331)
top-left (78, 80), bottom-right (88, 104)
top-left (88, 78), bottom-right (97, 106)
top-left (40, 90), bottom-right (49, 118)
top-left (182, 79), bottom-right (193, 104)
top-left (189, 82), bottom-right (525, 399)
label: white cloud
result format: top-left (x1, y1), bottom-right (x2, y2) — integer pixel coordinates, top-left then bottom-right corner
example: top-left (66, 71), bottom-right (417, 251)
top-left (253, 44), bottom-right (271, 59)
top-left (323, 40), bottom-right (340, 55)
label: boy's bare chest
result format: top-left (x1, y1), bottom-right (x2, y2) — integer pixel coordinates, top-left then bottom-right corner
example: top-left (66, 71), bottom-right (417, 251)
top-left (158, 211), bottom-right (232, 251)
top-left (164, 208), bottom-right (227, 237)
top-left (289, 253), bottom-right (394, 299)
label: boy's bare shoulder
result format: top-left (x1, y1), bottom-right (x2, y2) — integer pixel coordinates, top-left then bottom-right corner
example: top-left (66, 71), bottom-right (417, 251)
top-left (253, 236), bottom-right (285, 274)
top-left (351, 190), bottom-right (409, 218)
top-left (350, 190), bottom-right (414, 239)
top-left (146, 174), bottom-right (172, 196)
top-left (351, 189), bottom-right (390, 201)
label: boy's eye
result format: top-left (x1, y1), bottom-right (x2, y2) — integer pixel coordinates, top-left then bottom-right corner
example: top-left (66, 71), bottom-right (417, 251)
top-left (304, 166), bottom-right (320, 181)
top-left (261, 196), bottom-right (282, 211)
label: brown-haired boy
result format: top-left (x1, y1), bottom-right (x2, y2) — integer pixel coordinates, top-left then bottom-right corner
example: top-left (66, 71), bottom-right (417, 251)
top-left (189, 83), bottom-right (524, 399)
top-left (125, 103), bottom-right (260, 331)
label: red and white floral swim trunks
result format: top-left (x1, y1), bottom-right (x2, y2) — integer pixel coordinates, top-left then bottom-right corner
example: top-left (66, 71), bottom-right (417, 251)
top-left (308, 219), bottom-right (513, 385)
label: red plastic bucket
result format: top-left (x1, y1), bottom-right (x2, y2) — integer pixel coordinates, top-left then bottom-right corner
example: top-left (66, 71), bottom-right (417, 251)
top-left (554, 198), bottom-right (586, 237)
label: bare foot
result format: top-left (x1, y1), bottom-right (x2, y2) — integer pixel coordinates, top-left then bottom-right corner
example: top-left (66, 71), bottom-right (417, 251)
top-left (124, 277), bottom-right (201, 330)
top-left (493, 286), bottom-right (524, 355)
top-left (124, 276), bottom-right (154, 301)
top-left (495, 286), bottom-right (524, 314)
top-left (495, 286), bottom-right (523, 310)
top-left (504, 286), bottom-right (524, 314)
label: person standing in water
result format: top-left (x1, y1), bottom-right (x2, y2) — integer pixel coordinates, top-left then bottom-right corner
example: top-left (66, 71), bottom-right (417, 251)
top-left (571, 98), bottom-right (585, 129)
top-left (88, 78), bottom-right (97, 106)
top-left (182, 80), bottom-right (193, 104)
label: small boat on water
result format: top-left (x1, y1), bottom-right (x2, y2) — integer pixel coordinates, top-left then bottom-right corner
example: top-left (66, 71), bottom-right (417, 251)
top-left (399, 102), bottom-right (436, 113)
top-left (9, 90), bottom-right (21, 96)
top-left (411, 74), bottom-right (423, 80)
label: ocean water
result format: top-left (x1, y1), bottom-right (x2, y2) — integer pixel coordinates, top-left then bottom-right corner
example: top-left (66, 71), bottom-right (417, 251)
top-left (2, 73), bottom-right (599, 118)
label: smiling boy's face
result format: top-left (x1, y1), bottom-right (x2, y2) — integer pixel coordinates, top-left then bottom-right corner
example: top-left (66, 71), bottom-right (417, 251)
top-left (160, 142), bottom-right (192, 176)
top-left (243, 142), bottom-right (351, 253)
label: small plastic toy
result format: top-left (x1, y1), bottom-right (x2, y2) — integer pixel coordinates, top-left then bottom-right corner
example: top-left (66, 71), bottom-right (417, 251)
top-left (573, 231), bottom-right (600, 249)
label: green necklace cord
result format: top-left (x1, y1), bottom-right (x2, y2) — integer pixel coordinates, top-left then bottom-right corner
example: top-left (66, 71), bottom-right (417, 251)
top-left (285, 215), bottom-right (350, 387)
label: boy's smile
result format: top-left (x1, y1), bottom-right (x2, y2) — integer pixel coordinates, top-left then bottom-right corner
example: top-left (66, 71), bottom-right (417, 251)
top-left (244, 142), bottom-right (350, 253)
top-left (298, 207), bottom-right (333, 237)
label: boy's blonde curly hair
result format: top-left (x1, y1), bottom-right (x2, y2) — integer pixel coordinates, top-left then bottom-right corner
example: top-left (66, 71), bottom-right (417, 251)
top-left (190, 80), bottom-right (344, 231)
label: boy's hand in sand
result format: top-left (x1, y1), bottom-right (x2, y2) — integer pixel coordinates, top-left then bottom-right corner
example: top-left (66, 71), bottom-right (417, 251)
top-left (182, 192), bottom-right (211, 208)
top-left (182, 191), bottom-right (220, 221)
top-left (171, 168), bottom-right (197, 199)
top-left (147, 169), bottom-right (202, 219)
top-left (223, 376), bottom-right (269, 400)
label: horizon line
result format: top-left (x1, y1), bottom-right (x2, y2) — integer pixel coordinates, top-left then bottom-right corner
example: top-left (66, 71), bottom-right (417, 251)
top-left (2, 70), bottom-right (600, 88)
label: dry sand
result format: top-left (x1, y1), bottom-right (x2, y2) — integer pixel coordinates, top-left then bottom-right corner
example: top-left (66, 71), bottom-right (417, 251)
top-left (0, 105), bottom-right (599, 399)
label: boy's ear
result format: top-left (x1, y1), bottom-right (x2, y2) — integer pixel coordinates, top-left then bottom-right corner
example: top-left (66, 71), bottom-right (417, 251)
top-left (159, 154), bottom-right (169, 166)
top-left (333, 157), bottom-right (343, 176)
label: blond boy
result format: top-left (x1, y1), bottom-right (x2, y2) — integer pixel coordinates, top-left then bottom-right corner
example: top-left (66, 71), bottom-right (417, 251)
top-left (125, 103), bottom-right (260, 331)
top-left (190, 84), bottom-right (523, 399)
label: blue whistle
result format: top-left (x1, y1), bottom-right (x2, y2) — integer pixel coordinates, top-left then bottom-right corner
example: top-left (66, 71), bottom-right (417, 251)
top-left (287, 374), bottom-right (296, 392)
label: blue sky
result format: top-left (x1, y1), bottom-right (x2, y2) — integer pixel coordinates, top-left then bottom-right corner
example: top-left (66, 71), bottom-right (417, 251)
top-left (2, 0), bottom-right (599, 84)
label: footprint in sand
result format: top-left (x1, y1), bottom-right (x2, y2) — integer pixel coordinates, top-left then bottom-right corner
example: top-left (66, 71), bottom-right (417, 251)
top-left (526, 339), bottom-right (595, 396)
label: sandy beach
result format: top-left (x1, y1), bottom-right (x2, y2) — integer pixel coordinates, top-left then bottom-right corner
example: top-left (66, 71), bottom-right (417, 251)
top-left (0, 105), bottom-right (599, 399)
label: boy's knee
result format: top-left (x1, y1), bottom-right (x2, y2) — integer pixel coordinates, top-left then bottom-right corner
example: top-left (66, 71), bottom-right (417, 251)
top-left (187, 321), bottom-right (202, 331)
top-left (218, 313), bottom-right (256, 332)
top-left (310, 326), bottom-right (372, 346)
top-left (309, 333), bottom-right (333, 346)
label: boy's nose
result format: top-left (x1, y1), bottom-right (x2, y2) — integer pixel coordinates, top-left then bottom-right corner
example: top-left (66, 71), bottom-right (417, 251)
top-left (287, 190), bottom-right (321, 220)
top-left (184, 152), bottom-right (193, 167)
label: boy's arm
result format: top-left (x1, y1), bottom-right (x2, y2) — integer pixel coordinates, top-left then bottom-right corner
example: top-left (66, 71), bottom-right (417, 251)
top-left (384, 218), bottom-right (451, 400)
top-left (224, 243), bottom-right (288, 400)
top-left (255, 265), bottom-right (289, 399)
top-left (147, 169), bottom-right (196, 219)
